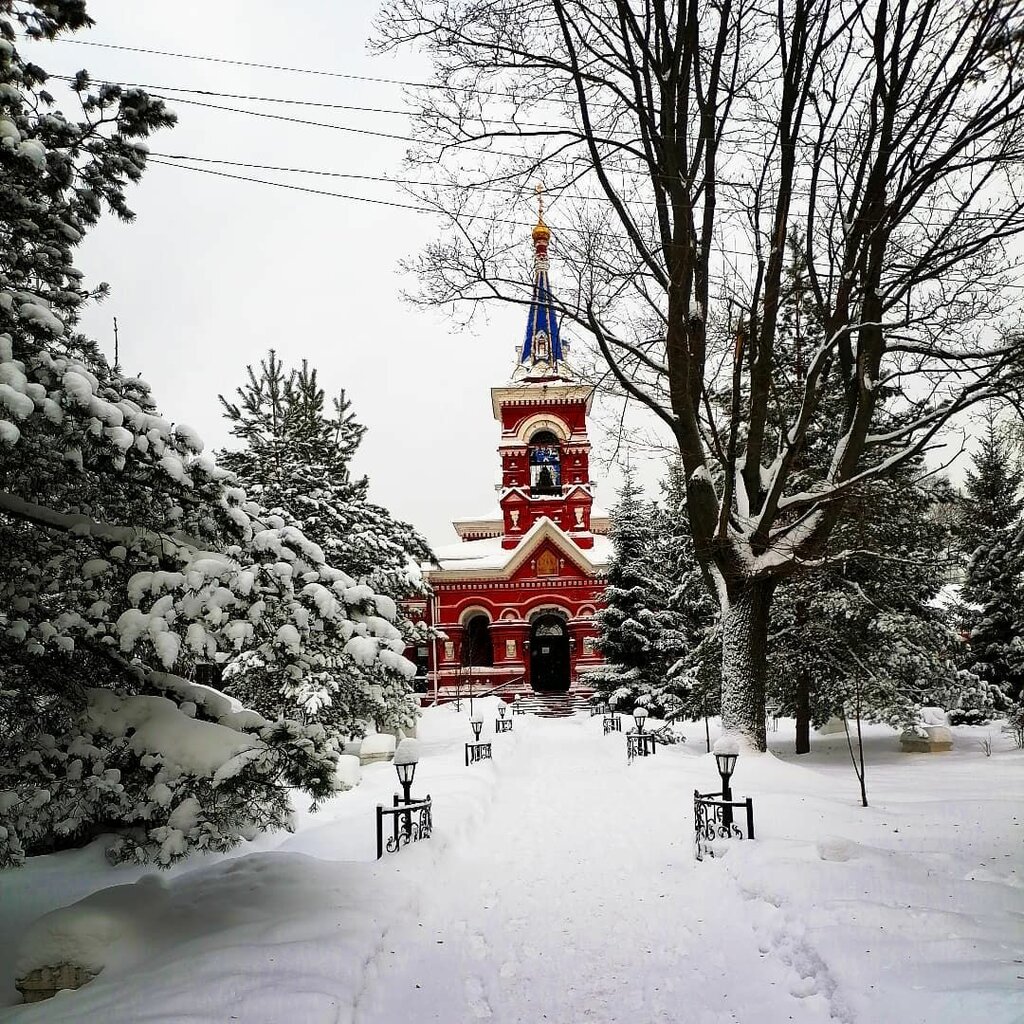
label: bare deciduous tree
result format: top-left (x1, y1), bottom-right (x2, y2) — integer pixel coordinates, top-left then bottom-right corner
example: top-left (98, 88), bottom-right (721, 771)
top-left (378, 0), bottom-right (1024, 748)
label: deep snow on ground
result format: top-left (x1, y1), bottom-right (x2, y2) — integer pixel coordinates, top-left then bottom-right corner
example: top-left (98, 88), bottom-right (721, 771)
top-left (0, 704), bottom-right (1020, 1023)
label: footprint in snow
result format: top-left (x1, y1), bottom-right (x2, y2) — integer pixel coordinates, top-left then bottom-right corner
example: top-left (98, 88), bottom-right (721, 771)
top-left (465, 976), bottom-right (492, 1019)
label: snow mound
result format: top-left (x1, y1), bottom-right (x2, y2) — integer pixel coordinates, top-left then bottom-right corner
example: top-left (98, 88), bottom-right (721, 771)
top-left (335, 754), bottom-right (361, 789)
top-left (360, 733), bottom-right (396, 761)
top-left (16, 875), bottom-right (169, 976)
top-left (816, 837), bottom-right (860, 863)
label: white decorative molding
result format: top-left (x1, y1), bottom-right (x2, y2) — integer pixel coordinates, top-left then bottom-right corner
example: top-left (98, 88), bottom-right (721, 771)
top-left (458, 604), bottom-right (493, 625)
top-left (515, 412), bottom-right (571, 443)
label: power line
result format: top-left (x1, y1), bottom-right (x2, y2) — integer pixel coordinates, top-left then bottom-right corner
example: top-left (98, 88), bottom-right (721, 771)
top-left (148, 157), bottom-right (1024, 287)
top-left (131, 94), bottom-right (1024, 223)
top-left (148, 156), bottom-right (545, 224)
top-left (51, 36), bottom-right (525, 101)
top-left (150, 152), bottom-right (528, 196)
top-left (55, 75), bottom-right (592, 134)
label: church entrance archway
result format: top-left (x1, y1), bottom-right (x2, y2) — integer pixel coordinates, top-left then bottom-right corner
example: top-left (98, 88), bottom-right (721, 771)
top-left (529, 613), bottom-right (570, 692)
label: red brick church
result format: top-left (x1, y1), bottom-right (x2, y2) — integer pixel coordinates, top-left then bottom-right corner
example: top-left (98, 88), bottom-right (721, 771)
top-left (406, 209), bottom-right (609, 700)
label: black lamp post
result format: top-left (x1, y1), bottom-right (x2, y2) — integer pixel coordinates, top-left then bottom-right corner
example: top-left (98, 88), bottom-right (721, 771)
top-left (714, 745), bottom-right (739, 828)
top-left (633, 707), bottom-right (649, 734)
top-left (471, 717), bottom-right (483, 741)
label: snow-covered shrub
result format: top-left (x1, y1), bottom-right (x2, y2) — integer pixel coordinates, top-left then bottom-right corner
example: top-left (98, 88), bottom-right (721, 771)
top-left (0, 674), bottom-right (338, 868)
top-left (0, 5), bottom-right (414, 867)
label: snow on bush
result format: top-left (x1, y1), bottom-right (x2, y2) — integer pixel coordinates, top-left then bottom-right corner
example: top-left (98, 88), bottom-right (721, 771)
top-left (1, 674), bottom-right (340, 868)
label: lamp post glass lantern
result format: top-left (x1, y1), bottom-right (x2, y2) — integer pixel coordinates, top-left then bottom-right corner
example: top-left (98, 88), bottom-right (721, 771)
top-left (633, 707), bottom-right (649, 734)
top-left (498, 703), bottom-right (507, 719)
top-left (394, 739), bottom-right (421, 806)
top-left (714, 751), bottom-right (738, 801)
top-left (471, 717), bottom-right (483, 741)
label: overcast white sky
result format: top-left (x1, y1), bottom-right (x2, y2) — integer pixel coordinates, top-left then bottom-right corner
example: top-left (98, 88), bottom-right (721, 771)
top-left (22, 0), bottom-right (653, 547)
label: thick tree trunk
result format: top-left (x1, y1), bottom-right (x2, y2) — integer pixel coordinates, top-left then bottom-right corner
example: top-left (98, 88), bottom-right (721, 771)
top-left (720, 580), bottom-right (775, 751)
top-left (795, 671), bottom-right (811, 754)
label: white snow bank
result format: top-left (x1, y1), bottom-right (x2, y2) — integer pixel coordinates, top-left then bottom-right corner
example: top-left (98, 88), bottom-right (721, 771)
top-left (335, 755), bottom-right (361, 789)
top-left (16, 876), bottom-right (169, 976)
top-left (359, 733), bottom-right (396, 760)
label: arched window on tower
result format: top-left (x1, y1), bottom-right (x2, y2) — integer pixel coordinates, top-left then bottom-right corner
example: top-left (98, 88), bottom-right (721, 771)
top-left (461, 614), bottom-right (494, 667)
top-left (529, 429), bottom-right (561, 496)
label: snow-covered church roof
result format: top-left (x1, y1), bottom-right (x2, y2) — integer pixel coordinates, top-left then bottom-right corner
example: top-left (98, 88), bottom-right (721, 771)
top-left (429, 516), bottom-right (611, 580)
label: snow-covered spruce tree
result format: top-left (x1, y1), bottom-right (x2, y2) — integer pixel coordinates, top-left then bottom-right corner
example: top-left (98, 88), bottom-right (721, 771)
top-left (644, 460), bottom-right (720, 720)
top-left (767, 462), bottom-right (969, 744)
top-left (957, 415), bottom-right (1024, 571)
top-left (953, 417), bottom-right (1024, 713)
top-left (590, 468), bottom-right (674, 710)
top-left (962, 521), bottom-right (1024, 709)
top-left (218, 352), bottom-right (434, 728)
top-left (0, 6), bottom-right (413, 868)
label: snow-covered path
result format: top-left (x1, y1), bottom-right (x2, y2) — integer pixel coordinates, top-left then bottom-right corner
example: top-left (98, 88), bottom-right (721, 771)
top-left (357, 717), bottom-right (843, 1024)
top-left (1, 703), bottom-right (1021, 1024)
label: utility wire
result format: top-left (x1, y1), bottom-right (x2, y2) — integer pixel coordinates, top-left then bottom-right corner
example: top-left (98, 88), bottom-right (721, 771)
top-left (55, 75), bottom-right (586, 133)
top-left (149, 156), bottom-right (1024, 286)
top-left (51, 36), bottom-right (533, 101)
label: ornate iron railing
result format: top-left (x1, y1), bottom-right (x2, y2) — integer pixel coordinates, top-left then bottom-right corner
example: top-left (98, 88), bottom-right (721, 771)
top-left (626, 731), bottom-right (657, 762)
top-left (465, 740), bottom-right (493, 766)
top-left (603, 713), bottom-right (622, 734)
top-left (495, 717), bottom-right (513, 733)
top-left (591, 702), bottom-right (611, 717)
top-left (376, 795), bottom-right (433, 859)
top-left (693, 789), bottom-right (755, 861)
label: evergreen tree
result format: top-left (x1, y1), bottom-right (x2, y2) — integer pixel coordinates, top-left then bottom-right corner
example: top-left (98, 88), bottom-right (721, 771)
top-left (957, 415), bottom-right (1023, 569)
top-left (590, 468), bottom-right (670, 710)
top-left (0, 7), bottom-right (413, 868)
top-left (218, 352), bottom-right (435, 727)
top-left (957, 418), bottom-right (1024, 709)
top-left (645, 460), bottom-right (720, 720)
top-left (767, 464), bottom-right (970, 737)
top-left (962, 523), bottom-right (1024, 708)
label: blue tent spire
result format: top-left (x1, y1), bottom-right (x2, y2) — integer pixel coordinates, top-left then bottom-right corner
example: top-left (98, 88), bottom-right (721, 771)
top-left (520, 192), bottom-right (563, 369)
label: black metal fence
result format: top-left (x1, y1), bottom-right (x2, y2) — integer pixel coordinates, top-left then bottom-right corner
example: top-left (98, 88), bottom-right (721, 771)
top-left (693, 789), bottom-right (755, 861)
top-left (603, 713), bottom-right (622, 734)
top-left (627, 731), bottom-right (657, 762)
top-left (495, 717), bottom-right (513, 733)
top-left (376, 795), bottom-right (433, 859)
top-left (465, 741), bottom-right (493, 766)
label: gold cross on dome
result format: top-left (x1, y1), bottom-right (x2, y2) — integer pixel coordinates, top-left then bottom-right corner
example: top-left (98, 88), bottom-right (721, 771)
top-left (535, 181), bottom-right (545, 220)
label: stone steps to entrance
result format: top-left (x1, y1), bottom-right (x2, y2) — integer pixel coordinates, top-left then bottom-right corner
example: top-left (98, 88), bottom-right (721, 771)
top-left (513, 692), bottom-right (594, 718)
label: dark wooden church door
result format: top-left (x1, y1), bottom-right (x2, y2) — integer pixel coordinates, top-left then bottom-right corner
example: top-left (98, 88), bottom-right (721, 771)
top-left (530, 615), bottom-right (570, 692)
